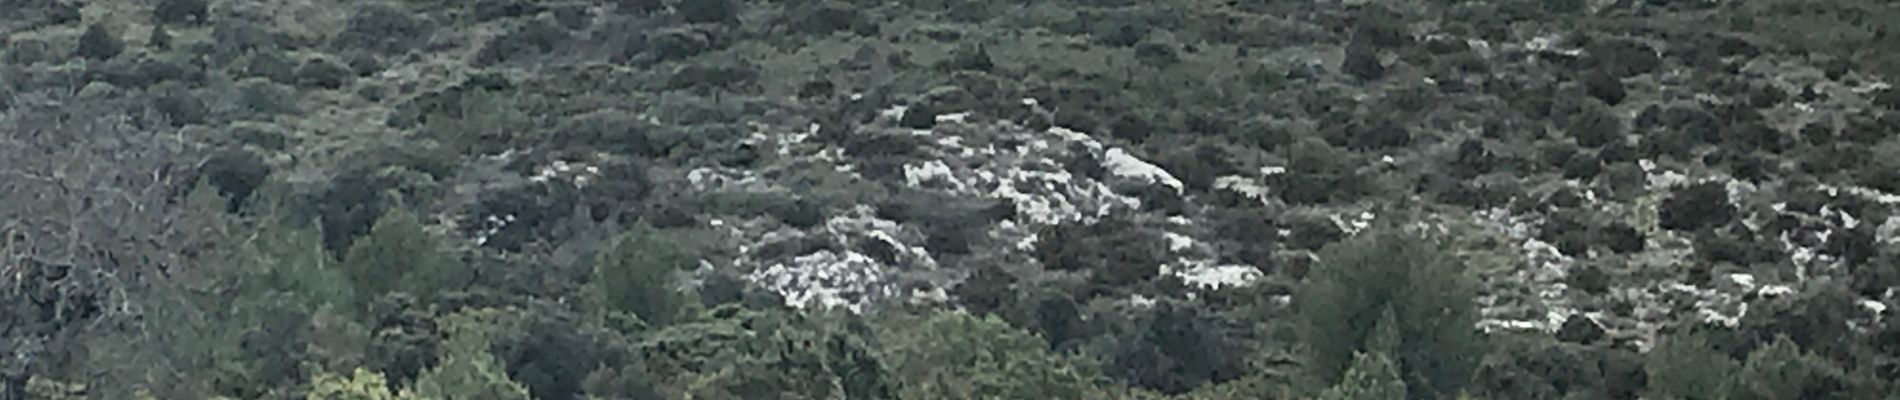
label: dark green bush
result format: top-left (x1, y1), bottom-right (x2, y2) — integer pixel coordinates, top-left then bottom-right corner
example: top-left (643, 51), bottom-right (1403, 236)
top-left (341, 207), bottom-right (469, 305)
top-left (594, 223), bottom-right (695, 327)
top-left (1295, 228), bottom-right (1482, 399)
top-left (76, 23), bottom-right (122, 60)
top-left (153, 0), bottom-right (208, 24)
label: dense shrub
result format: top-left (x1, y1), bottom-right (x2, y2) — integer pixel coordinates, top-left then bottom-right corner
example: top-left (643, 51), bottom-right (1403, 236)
top-left (675, 0), bottom-right (738, 24)
top-left (153, 0), bottom-right (208, 24)
top-left (334, 4), bottom-right (430, 55)
top-left (878, 312), bottom-right (1104, 399)
top-left (412, 311), bottom-right (534, 400)
top-left (341, 207), bottom-right (470, 306)
top-left (1659, 181), bottom-right (1736, 232)
top-left (76, 23), bottom-right (122, 60)
top-left (1034, 217), bottom-right (1170, 289)
top-left (1294, 228), bottom-right (1482, 399)
top-left (594, 223), bottom-right (695, 327)
top-left (641, 306), bottom-right (897, 399)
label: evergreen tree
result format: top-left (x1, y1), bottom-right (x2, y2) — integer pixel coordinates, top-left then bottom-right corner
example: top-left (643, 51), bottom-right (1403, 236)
top-left (1294, 228), bottom-right (1483, 398)
top-left (594, 222), bottom-right (694, 327)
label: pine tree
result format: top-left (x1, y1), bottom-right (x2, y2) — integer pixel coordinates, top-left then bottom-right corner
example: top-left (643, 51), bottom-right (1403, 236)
top-left (1294, 228), bottom-right (1482, 398)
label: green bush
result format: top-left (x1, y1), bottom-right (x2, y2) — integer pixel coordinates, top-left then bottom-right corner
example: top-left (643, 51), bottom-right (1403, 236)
top-left (1729, 335), bottom-right (1824, 400)
top-left (1647, 330), bottom-right (1839, 400)
top-left (641, 305), bottom-right (897, 399)
top-left (341, 207), bottom-right (468, 307)
top-left (1318, 352), bottom-right (1407, 400)
top-left (1726, 0), bottom-right (1900, 80)
top-left (412, 311), bottom-right (534, 400)
top-left (307, 368), bottom-right (422, 400)
top-left (1294, 228), bottom-right (1482, 398)
top-left (878, 311), bottom-right (1104, 399)
top-left (594, 222), bottom-right (695, 327)
top-left (1646, 329), bottom-right (1740, 400)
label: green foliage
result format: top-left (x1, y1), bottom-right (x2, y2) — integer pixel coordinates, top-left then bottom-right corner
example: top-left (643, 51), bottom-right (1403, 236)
top-left (412, 311), bottom-right (534, 400)
top-left (1725, 0), bottom-right (1900, 79)
top-left (243, 197), bottom-right (356, 313)
top-left (417, 87), bottom-right (540, 155)
top-left (73, 182), bottom-right (357, 399)
top-left (1294, 228), bottom-right (1483, 398)
top-left (1729, 335), bottom-right (1822, 400)
top-left (1645, 329), bottom-right (1848, 400)
top-left (433, 302), bottom-right (657, 400)
top-left (342, 207), bottom-right (468, 306)
top-left (76, 23), bottom-right (123, 60)
top-left (640, 305), bottom-right (897, 399)
top-left (1102, 300), bottom-right (1246, 394)
top-left (1646, 329), bottom-right (1740, 400)
top-left (25, 377), bottom-right (88, 400)
top-left (878, 311), bottom-right (1103, 399)
top-left (1318, 352), bottom-right (1407, 400)
top-left (307, 368), bottom-right (424, 400)
top-left (594, 222), bottom-right (695, 327)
